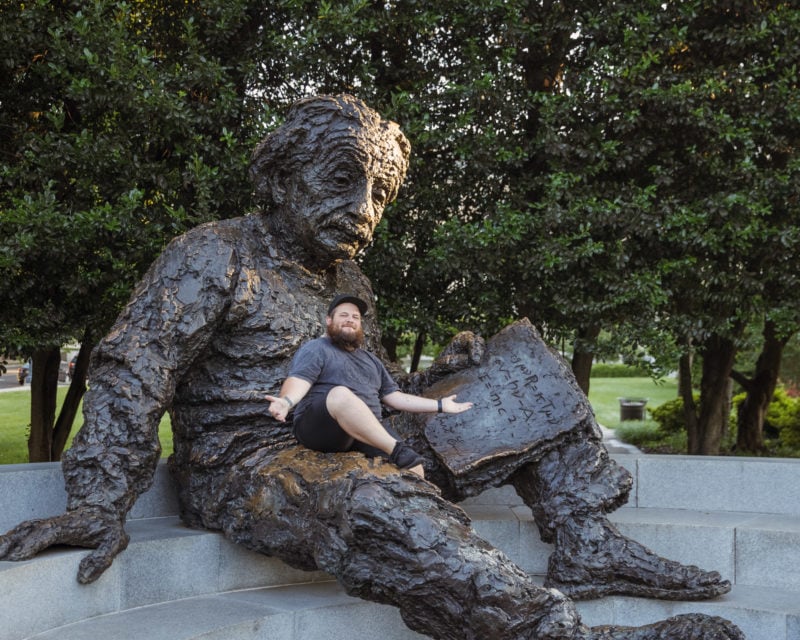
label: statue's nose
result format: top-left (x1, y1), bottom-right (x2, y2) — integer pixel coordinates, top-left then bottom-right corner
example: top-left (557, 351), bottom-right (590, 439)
top-left (350, 180), bottom-right (380, 227)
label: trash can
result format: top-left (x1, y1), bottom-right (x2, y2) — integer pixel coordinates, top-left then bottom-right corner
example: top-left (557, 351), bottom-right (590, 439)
top-left (618, 397), bottom-right (648, 421)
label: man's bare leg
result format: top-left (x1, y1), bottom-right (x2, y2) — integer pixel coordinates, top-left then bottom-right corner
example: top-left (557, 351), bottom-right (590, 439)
top-left (326, 385), bottom-right (424, 477)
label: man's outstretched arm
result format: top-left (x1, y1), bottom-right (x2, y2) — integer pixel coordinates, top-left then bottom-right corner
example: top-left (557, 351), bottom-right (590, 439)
top-left (382, 391), bottom-right (473, 415)
top-left (266, 376), bottom-right (312, 422)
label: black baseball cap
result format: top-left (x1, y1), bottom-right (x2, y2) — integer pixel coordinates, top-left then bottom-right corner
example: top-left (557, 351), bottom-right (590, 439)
top-left (328, 293), bottom-right (369, 316)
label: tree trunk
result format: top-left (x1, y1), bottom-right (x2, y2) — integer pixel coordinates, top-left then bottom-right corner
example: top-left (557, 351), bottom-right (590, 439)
top-left (678, 350), bottom-right (693, 399)
top-left (731, 321), bottom-right (791, 454)
top-left (382, 334), bottom-right (399, 364)
top-left (571, 325), bottom-right (600, 395)
top-left (679, 351), bottom-right (700, 452)
top-left (27, 347), bottom-right (61, 462)
top-left (410, 332), bottom-right (426, 373)
top-left (51, 340), bottom-right (93, 460)
top-left (692, 334), bottom-right (738, 455)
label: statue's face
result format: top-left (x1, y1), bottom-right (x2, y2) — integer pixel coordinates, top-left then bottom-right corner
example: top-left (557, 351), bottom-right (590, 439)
top-left (277, 131), bottom-right (405, 265)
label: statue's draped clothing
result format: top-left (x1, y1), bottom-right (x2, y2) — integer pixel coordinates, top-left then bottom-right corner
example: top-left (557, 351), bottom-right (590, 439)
top-left (62, 213), bottom-right (383, 524)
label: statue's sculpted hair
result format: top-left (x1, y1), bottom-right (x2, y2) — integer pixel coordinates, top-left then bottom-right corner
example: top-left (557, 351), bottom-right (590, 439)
top-left (249, 94), bottom-right (411, 206)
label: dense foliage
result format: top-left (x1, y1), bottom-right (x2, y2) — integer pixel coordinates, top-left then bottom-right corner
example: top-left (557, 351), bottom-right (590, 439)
top-left (0, 0), bottom-right (267, 459)
top-left (590, 363), bottom-right (651, 378)
top-left (644, 387), bottom-right (800, 457)
top-left (0, 0), bottom-right (267, 351)
top-left (2, 0), bottom-right (799, 458)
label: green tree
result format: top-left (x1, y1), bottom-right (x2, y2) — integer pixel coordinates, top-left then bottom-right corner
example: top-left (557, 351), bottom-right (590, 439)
top-left (464, 0), bottom-right (800, 453)
top-left (0, 0), bottom-right (267, 460)
top-left (5, 0), bottom-right (798, 462)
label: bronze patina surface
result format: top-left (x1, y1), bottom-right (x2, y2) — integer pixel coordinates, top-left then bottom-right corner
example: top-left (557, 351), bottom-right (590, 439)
top-left (0, 95), bottom-right (743, 640)
top-left (420, 319), bottom-right (590, 480)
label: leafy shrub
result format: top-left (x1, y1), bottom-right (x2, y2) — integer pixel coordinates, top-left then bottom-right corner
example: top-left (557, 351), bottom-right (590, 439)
top-left (614, 421), bottom-right (687, 454)
top-left (591, 363), bottom-right (649, 378)
top-left (771, 388), bottom-right (800, 449)
top-left (649, 394), bottom-right (699, 434)
top-left (730, 386), bottom-right (800, 454)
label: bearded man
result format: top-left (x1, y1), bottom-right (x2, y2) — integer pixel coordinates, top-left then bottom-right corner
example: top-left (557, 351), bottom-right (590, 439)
top-left (266, 293), bottom-right (472, 479)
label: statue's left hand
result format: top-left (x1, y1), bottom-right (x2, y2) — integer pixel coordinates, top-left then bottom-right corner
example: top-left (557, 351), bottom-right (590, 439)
top-left (0, 506), bottom-right (129, 584)
top-left (403, 331), bottom-right (485, 395)
top-left (428, 331), bottom-right (485, 378)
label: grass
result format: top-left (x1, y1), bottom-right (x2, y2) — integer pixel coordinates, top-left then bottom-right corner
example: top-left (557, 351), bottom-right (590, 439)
top-left (0, 388), bottom-right (173, 465)
top-left (587, 376), bottom-right (679, 428)
top-left (587, 376), bottom-right (687, 453)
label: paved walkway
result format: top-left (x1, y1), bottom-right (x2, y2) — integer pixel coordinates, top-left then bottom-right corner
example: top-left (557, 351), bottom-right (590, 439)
top-left (599, 424), bottom-right (642, 454)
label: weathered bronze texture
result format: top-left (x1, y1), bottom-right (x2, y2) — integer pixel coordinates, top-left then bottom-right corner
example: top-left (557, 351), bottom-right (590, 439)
top-left (0, 95), bottom-right (743, 639)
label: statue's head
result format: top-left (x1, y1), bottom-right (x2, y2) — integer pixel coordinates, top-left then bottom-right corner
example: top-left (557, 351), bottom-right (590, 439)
top-left (250, 95), bottom-right (410, 266)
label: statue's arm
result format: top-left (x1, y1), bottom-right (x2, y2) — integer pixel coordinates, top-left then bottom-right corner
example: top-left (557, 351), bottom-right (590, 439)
top-left (63, 228), bottom-right (239, 517)
top-left (0, 227), bottom-right (240, 582)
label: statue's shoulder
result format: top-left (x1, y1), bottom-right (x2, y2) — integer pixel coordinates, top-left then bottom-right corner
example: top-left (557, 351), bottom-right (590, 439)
top-left (156, 216), bottom-right (270, 274)
top-left (142, 216), bottom-right (262, 287)
top-left (170, 215), bottom-right (256, 250)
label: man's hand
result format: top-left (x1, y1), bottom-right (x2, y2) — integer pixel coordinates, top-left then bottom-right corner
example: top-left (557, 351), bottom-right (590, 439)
top-left (265, 395), bottom-right (292, 422)
top-left (0, 506), bottom-right (129, 584)
top-left (440, 394), bottom-right (473, 414)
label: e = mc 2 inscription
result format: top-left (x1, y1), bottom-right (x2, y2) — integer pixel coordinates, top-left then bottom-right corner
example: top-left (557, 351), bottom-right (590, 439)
top-left (420, 319), bottom-right (591, 477)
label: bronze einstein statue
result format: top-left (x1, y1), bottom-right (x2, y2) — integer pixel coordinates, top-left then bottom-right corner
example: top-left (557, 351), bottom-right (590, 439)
top-left (0, 95), bottom-right (744, 639)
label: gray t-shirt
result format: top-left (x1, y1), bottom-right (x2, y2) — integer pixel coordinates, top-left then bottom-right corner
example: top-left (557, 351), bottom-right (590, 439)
top-left (288, 336), bottom-right (399, 421)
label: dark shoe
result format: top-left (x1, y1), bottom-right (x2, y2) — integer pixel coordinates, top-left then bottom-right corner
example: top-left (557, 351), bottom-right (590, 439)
top-left (586, 613), bottom-right (745, 639)
top-left (388, 441), bottom-right (425, 470)
top-left (546, 519), bottom-right (731, 601)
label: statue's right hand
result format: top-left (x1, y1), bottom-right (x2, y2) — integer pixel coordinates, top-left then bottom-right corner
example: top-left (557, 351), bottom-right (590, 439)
top-left (0, 506), bottom-right (129, 584)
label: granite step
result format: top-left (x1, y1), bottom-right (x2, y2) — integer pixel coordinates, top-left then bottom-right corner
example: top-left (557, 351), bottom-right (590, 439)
top-left (23, 582), bottom-right (424, 640)
top-left (2, 504), bottom-right (799, 640)
top-left (18, 580), bottom-right (800, 640)
top-left (2, 455), bottom-right (800, 640)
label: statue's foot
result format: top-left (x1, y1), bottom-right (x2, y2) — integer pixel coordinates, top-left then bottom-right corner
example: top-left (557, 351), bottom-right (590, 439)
top-left (522, 588), bottom-right (742, 640)
top-left (585, 613), bottom-right (745, 639)
top-left (545, 521), bottom-right (731, 601)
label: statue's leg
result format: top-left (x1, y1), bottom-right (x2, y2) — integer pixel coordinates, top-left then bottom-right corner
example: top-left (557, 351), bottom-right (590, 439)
top-left (216, 447), bottom-right (584, 640)
top-left (210, 447), bottom-right (744, 640)
top-left (509, 427), bottom-right (731, 601)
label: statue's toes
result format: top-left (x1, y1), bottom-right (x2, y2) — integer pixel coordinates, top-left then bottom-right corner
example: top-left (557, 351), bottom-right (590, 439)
top-left (545, 536), bottom-right (731, 601)
top-left (589, 613), bottom-right (745, 640)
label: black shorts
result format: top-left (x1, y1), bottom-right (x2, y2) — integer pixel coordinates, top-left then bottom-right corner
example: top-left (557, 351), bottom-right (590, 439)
top-left (292, 392), bottom-right (398, 459)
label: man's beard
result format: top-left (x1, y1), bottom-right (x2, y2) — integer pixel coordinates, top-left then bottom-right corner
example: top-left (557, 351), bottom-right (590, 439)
top-left (327, 324), bottom-right (365, 351)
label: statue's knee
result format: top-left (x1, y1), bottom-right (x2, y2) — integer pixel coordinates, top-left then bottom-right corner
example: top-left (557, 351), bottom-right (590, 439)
top-left (347, 477), bottom-right (469, 544)
top-left (347, 481), bottom-right (402, 522)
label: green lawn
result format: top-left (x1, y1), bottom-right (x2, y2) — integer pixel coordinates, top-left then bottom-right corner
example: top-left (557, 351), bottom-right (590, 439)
top-left (588, 376), bottom-right (690, 453)
top-left (0, 388), bottom-right (173, 465)
top-left (587, 376), bottom-right (678, 429)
